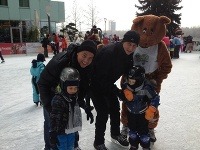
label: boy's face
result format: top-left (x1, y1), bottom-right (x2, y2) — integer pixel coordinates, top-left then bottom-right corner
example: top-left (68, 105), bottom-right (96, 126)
top-left (66, 86), bottom-right (78, 95)
top-left (128, 78), bottom-right (136, 85)
top-left (123, 42), bottom-right (137, 55)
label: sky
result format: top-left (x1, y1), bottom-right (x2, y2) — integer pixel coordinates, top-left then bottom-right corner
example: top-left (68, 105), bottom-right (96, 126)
top-left (53, 0), bottom-right (200, 31)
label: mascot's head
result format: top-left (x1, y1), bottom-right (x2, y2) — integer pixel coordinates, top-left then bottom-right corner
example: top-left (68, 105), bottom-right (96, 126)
top-left (131, 15), bottom-right (171, 48)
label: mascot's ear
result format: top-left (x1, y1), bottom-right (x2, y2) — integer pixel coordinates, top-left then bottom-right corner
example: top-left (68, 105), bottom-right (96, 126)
top-left (159, 16), bottom-right (171, 25)
top-left (133, 16), bottom-right (145, 25)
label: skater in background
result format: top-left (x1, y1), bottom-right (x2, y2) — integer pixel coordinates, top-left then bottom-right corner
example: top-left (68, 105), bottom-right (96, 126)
top-left (30, 53), bottom-right (45, 106)
top-left (185, 35), bottom-right (193, 53)
top-left (169, 38), bottom-right (175, 59)
top-left (41, 34), bottom-right (50, 58)
top-left (49, 67), bottom-right (82, 150)
top-left (37, 40), bottom-right (96, 150)
top-left (60, 35), bottom-right (68, 52)
top-left (52, 33), bottom-right (60, 54)
top-left (0, 48), bottom-right (5, 63)
top-left (172, 34), bottom-right (181, 58)
top-left (120, 66), bottom-right (160, 150)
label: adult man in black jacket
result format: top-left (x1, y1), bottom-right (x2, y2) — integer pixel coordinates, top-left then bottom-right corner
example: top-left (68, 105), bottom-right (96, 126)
top-left (91, 30), bottom-right (140, 150)
top-left (38, 40), bottom-right (96, 150)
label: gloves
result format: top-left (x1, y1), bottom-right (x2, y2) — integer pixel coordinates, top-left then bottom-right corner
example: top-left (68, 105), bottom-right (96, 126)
top-left (145, 106), bottom-right (156, 121)
top-left (49, 131), bottom-right (59, 148)
top-left (113, 85), bottom-right (127, 101)
top-left (85, 107), bottom-right (94, 124)
top-left (123, 89), bottom-right (134, 101)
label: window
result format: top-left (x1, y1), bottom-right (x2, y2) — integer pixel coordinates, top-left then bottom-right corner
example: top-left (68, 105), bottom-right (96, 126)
top-left (19, 0), bottom-right (29, 7)
top-left (0, 0), bottom-right (8, 6)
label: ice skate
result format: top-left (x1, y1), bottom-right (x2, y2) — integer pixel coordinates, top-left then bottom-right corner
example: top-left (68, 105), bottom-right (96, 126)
top-left (129, 146), bottom-right (138, 150)
top-left (111, 134), bottom-right (129, 148)
top-left (1, 60), bottom-right (5, 63)
top-left (120, 125), bottom-right (129, 139)
top-left (149, 129), bottom-right (156, 142)
top-left (93, 143), bottom-right (108, 150)
top-left (34, 102), bottom-right (39, 106)
top-left (74, 146), bottom-right (81, 150)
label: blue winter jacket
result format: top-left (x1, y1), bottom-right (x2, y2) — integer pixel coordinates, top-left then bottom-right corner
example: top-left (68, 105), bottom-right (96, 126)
top-left (123, 80), bottom-right (160, 114)
top-left (30, 60), bottom-right (45, 82)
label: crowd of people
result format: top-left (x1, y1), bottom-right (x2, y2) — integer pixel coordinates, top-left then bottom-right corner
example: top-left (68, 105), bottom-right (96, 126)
top-left (162, 34), bottom-right (194, 59)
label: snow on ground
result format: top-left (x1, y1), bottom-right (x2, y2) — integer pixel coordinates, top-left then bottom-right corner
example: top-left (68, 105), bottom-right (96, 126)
top-left (0, 52), bottom-right (200, 150)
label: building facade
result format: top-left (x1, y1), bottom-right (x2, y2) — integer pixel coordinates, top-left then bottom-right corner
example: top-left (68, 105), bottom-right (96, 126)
top-left (0, 0), bottom-right (65, 43)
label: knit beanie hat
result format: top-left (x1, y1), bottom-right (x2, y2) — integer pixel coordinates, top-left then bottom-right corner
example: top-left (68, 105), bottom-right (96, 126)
top-left (77, 40), bottom-right (97, 55)
top-left (122, 30), bottom-right (140, 45)
top-left (37, 53), bottom-right (45, 62)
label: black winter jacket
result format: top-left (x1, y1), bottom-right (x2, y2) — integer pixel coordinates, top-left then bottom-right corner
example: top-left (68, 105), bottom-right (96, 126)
top-left (50, 94), bottom-right (82, 134)
top-left (91, 42), bottom-right (133, 95)
top-left (38, 49), bottom-right (92, 112)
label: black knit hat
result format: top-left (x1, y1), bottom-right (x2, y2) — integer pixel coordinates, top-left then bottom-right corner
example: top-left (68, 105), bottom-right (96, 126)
top-left (77, 40), bottom-right (97, 55)
top-left (122, 30), bottom-right (140, 45)
top-left (37, 53), bottom-right (45, 62)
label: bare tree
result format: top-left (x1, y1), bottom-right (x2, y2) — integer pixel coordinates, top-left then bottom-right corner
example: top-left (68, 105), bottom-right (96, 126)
top-left (70, 0), bottom-right (82, 29)
top-left (82, 0), bottom-right (101, 29)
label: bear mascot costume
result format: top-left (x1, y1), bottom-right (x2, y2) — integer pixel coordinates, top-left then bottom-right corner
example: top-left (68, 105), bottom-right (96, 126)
top-left (121, 15), bottom-right (173, 143)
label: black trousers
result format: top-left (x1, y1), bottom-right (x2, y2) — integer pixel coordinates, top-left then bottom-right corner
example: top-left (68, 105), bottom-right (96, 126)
top-left (91, 91), bottom-right (120, 145)
top-left (0, 51), bottom-right (4, 61)
top-left (127, 112), bottom-right (149, 148)
top-left (174, 45), bottom-right (181, 58)
top-left (127, 112), bottom-right (149, 136)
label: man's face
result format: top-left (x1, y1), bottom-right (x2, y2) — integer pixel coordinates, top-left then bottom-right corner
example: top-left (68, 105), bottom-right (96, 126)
top-left (123, 42), bottom-right (137, 55)
top-left (77, 51), bottom-right (94, 68)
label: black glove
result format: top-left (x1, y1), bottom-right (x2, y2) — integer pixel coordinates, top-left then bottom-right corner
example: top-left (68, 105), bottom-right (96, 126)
top-left (49, 131), bottom-right (59, 148)
top-left (113, 85), bottom-right (127, 101)
top-left (85, 107), bottom-right (94, 124)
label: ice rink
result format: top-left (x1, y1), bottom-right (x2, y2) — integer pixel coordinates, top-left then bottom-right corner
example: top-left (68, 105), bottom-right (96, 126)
top-left (0, 51), bottom-right (200, 150)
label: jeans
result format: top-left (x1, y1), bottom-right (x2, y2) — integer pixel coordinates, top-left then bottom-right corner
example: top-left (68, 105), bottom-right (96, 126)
top-left (57, 133), bottom-right (75, 150)
top-left (43, 107), bottom-right (51, 150)
top-left (43, 107), bottom-right (79, 150)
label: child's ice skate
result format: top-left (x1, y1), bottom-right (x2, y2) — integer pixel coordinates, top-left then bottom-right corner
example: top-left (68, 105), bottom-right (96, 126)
top-left (120, 125), bottom-right (129, 139)
top-left (149, 129), bottom-right (156, 142)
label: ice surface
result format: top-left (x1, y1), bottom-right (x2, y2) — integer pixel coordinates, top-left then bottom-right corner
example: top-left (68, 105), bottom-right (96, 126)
top-left (0, 52), bottom-right (200, 150)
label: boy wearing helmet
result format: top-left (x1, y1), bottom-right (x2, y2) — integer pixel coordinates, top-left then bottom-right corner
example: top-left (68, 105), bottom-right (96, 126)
top-left (121, 65), bottom-right (160, 150)
top-left (49, 67), bottom-right (88, 150)
top-left (30, 53), bottom-right (45, 106)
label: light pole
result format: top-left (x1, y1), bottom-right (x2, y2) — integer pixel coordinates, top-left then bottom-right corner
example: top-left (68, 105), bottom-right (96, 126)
top-left (104, 18), bottom-right (107, 34)
top-left (79, 22), bottom-right (81, 32)
top-left (47, 13), bottom-right (51, 35)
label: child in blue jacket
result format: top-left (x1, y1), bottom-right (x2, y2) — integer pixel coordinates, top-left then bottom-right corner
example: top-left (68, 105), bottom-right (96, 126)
top-left (30, 53), bottom-right (45, 106)
top-left (121, 65), bottom-right (160, 150)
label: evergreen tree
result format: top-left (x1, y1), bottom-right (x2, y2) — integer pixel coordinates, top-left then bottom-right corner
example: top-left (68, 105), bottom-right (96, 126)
top-left (135, 0), bottom-right (183, 36)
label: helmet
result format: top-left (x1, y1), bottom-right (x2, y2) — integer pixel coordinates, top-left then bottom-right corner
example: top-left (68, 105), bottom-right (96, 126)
top-left (60, 67), bottom-right (80, 93)
top-left (128, 65), bottom-right (145, 88)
